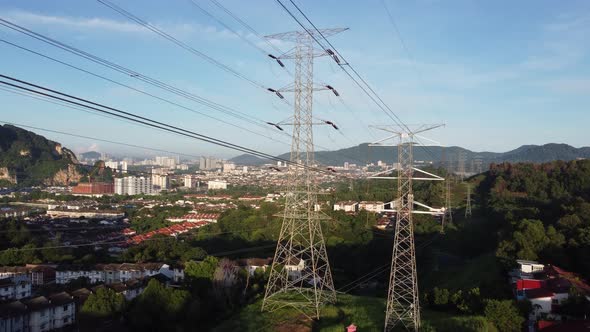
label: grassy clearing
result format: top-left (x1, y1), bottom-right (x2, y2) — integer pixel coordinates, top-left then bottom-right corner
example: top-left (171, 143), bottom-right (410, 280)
top-left (213, 294), bottom-right (497, 332)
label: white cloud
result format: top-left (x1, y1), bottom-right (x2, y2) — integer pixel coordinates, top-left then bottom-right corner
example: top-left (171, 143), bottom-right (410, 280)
top-left (1, 10), bottom-right (239, 41)
top-left (521, 13), bottom-right (590, 71)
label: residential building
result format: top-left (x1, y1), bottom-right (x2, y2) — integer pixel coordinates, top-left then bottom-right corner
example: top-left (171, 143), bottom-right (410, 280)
top-left (71, 182), bottom-right (114, 195)
top-left (359, 201), bottom-right (384, 213)
top-left (207, 180), bottom-right (227, 190)
top-left (511, 261), bottom-right (590, 321)
top-left (55, 263), bottom-right (177, 285)
top-left (114, 176), bottom-right (154, 195)
top-left (0, 292), bottom-right (77, 332)
top-left (223, 163), bottom-right (235, 173)
top-left (105, 161), bottom-right (127, 173)
top-left (237, 258), bottom-right (272, 276)
top-left (166, 213), bottom-right (220, 223)
top-left (184, 175), bottom-right (197, 188)
top-left (0, 277), bottom-right (31, 301)
top-left (333, 201), bottom-right (358, 213)
top-left (151, 174), bottom-right (169, 191)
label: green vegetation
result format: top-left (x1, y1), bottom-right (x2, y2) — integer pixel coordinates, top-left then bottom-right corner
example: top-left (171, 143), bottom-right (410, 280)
top-left (213, 294), bottom-right (504, 332)
top-left (81, 287), bottom-right (125, 317)
top-left (0, 124), bottom-right (80, 186)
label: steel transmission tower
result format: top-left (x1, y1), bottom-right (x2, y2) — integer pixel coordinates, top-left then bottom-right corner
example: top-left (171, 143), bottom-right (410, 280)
top-left (465, 183), bottom-right (472, 218)
top-left (457, 151), bottom-right (466, 181)
top-left (369, 125), bottom-right (444, 331)
top-left (442, 149), bottom-right (453, 230)
top-left (261, 28), bottom-right (346, 319)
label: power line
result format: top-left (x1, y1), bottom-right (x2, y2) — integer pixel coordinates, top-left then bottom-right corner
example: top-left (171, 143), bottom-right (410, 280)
top-left (0, 74), bottom-right (342, 176)
top-left (275, 0), bottom-right (439, 161)
top-left (97, 0), bottom-right (270, 90)
top-left (0, 31), bottom-right (291, 146)
top-left (0, 120), bottom-right (201, 160)
top-left (0, 25), bottom-right (364, 163)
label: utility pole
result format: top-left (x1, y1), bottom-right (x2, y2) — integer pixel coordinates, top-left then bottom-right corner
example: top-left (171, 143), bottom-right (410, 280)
top-left (261, 28), bottom-right (345, 319)
top-left (369, 125), bottom-right (444, 331)
top-left (465, 183), bottom-right (472, 219)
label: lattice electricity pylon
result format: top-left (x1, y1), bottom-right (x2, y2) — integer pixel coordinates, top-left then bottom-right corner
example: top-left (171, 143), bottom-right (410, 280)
top-left (442, 150), bottom-right (453, 231)
top-left (465, 183), bottom-right (473, 219)
top-left (261, 28), bottom-right (345, 319)
top-left (457, 151), bottom-right (466, 182)
top-left (368, 124), bottom-right (444, 332)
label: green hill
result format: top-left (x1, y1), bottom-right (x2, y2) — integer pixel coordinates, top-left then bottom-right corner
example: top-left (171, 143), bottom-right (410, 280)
top-left (231, 143), bottom-right (590, 167)
top-left (0, 124), bottom-right (81, 186)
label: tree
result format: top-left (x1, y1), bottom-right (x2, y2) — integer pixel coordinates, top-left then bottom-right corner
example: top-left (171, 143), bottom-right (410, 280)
top-left (81, 287), bottom-right (125, 317)
top-left (484, 299), bottom-right (524, 332)
top-left (128, 279), bottom-right (190, 331)
top-left (185, 256), bottom-right (219, 281)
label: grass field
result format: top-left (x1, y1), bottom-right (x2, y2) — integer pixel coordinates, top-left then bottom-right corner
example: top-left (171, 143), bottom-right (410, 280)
top-left (212, 294), bottom-right (497, 332)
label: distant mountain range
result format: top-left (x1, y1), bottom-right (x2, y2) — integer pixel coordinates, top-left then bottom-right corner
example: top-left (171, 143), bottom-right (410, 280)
top-left (80, 151), bottom-right (101, 160)
top-left (230, 143), bottom-right (590, 167)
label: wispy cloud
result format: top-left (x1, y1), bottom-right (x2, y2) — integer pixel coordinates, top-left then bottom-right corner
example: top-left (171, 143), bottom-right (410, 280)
top-left (521, 13), bottom-right (590, 71)
top-left (0, 10), bottom-right (238, 41)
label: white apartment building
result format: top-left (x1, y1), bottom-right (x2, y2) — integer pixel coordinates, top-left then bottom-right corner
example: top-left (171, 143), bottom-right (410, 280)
top-left (55, 263), bottom-right (177, 285)
top-left (207, 180), bottom-right (227, 190)
top-left (0, 293), bottom-right (76, 332)
top-left (359, 201), bottom-right (384, 213)
top-left (105, 161), bottom-right (127, 173)
top-left (333, 201), bottom-right (358, 213)
top-left (184, 175), bottom-right (197, 188)
top-left (151, 174), bottom-right (169, 191)
top-left (223, 163), bottom-right (236, 173)
top-left (155, 156), bottom-right (177, 168)
top-left (0, 278), bottom-right (31, 301)
top-left (114, 176), bottom-right (154, 195)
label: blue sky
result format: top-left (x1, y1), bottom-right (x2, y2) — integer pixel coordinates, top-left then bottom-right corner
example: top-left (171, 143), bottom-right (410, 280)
top-left (0, 0), bottom-right (589, 159)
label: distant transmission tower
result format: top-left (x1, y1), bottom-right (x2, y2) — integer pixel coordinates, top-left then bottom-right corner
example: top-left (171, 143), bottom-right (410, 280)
top-left (442, 150), bottom-right (453, 230)
top-left (457, 151), bottom-right (466, 181)
top-left (262, 28), bottom-right (346, 319)
top-left (465, 183), bottom-right (472, 219)
top-left (369, 125), bottom-right (444, 331)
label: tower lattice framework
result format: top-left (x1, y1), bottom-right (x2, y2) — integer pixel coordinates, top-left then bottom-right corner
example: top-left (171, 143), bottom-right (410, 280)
top-left (465, 183), bottom-right (472, 218)
top-left (386, 134), bottom-right (420, 330)
top-left (261, 28), bottom-right (345, 319)
top-left (369, 125), bottom-right (444, 331)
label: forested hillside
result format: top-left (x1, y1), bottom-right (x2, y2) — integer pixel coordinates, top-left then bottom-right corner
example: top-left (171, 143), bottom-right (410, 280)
top-left (0, 124), bottom-right (80, 186)
top-left (478, 160), bottom-right (590, 278)
top-left (231, 143), bottom-right (590, 166)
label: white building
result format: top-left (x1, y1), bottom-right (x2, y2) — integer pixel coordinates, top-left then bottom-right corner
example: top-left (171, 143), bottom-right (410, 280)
top-left (114, 176), bottom-right (154, 195)
top-left (359, 201), bottom-right (384, 213)
top-left (285, 259), bottom-right (305, 280)
top-left (151, 174), bottom-right (169, 191)
top-left (208, 180), bottom-right (227, 190)
top-left (223, 163), bottom-right (236, 173)
top-left (0, 278), bottom-right (31, 301)
top-left (155, 156), bottom-right (177, 168)
top-left (333, 201), bottom-right (358, 213)
top-left (184, 175), bottom-right (197, 188)
top-left (105, 161), bottom-right (127, 173)
top-left (1, 292), bottom-right (77, 332)
top-left (55, 263), bottom-right (176, 285)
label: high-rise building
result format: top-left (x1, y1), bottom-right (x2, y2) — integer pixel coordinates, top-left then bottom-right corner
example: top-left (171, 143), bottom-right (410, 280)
top-left (223, 163), bottom-right (236, 173)
top-left (105, 161), bottom-right (127, 173)
top-left (207, 180), bottom-right (227, 190)
top-left (114, 176), bottom-right (153, 195)
top-left (151, 174), bottom-right (169, 191)
top-left (184, 175), bottom-right (197, 188)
